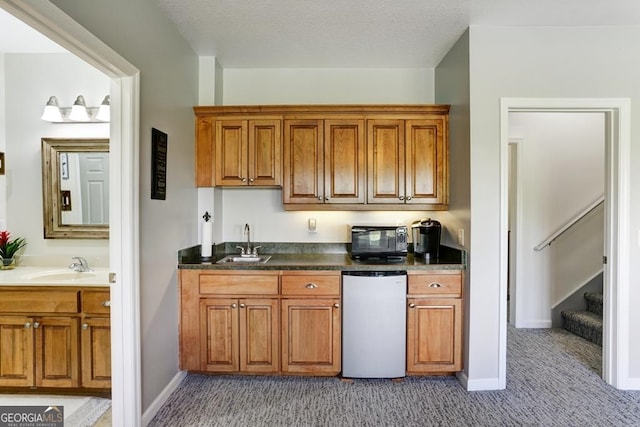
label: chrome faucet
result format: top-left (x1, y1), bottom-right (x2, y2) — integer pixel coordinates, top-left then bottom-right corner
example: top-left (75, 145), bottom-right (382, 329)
top-left (236, 223), bottom-right (260, 256)
top-left (69, 256), bottom-right (92, 272)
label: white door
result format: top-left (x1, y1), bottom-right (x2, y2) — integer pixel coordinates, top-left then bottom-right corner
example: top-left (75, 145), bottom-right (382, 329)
top-left (78, 152), bottom-right (109, 225)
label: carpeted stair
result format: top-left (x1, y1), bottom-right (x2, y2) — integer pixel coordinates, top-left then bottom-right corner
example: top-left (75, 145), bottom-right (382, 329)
top-left (561, 292), bottom-right (603, 346)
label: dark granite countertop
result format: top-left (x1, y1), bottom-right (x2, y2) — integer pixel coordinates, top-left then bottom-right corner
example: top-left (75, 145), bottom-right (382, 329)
top-left (178, 243), bottom-right (465, 271)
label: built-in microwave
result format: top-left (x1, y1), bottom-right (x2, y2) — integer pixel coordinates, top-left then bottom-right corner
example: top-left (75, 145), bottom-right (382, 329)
top-left (350, 225), bottom-right (408, 260)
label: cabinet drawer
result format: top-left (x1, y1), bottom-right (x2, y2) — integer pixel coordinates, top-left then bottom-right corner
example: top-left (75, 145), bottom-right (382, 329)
top-left (408, 273), bottom-right (461, 297)
top-left (199, 274), bottom-right (279, 295)
top-left (82, 290), bottom-right (111, 314)
top-left (281, 275), bottom-right (340, 296)
top-left (0, 290), bottom-right (79, 313)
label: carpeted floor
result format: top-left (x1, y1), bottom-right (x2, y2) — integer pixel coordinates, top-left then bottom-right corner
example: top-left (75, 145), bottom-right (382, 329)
top-left (149, 326), bottom-right (640, 426)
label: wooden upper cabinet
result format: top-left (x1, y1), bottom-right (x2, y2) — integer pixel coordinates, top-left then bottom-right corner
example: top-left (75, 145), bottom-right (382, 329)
top-left (283, 118), bottom-right (364, 205)
top-left (367, 117), bottom-right (448, 207)
top-left (216, 119), bottom-right (281, 187)
top-left (324, 119), bottom-right (365, 204)
top-left (283, 119), bottom-right (324, 204)
top-left (367, 119), bottom-right (405, 204)
top-left (195, 116), bottom-right (215, 187)
top-left (194, 105), bottom-right (449, 208)
top-left (405, 119), bottom-right (447, 205)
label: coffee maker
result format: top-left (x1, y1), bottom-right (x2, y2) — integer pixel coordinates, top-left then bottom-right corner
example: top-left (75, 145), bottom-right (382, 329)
top-left (411, 218), bottom-right (441, 260)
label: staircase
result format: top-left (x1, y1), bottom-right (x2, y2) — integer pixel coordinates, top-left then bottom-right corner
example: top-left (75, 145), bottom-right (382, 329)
top-left (561, 292), bottom-right (603, 346)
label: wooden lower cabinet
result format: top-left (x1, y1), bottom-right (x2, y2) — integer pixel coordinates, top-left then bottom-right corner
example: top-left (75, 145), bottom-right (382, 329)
top-left (406, 271), bottom-right (463, 374)
top-left (0, 315), bottom-right (34, 387)
top-left (81, 317), bottom-right (111, 388)
top-left (35, 316), bottom-right (80, 388)
top-left (281, 298), bottom-right (341, 375)
top-left (200, 297), bottom-right (279, 373)
top-left (0, 287), bottom-right (111, 390)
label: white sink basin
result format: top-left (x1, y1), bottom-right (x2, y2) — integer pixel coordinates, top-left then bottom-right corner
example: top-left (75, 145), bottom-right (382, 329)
top-left (20, 269), bottom-right (97, 282)
top-left (217, 255), bottom-right (271, 264)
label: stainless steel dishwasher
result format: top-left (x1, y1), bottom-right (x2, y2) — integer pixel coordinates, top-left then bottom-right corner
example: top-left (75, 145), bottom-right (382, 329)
top-left (342, 270), bottom-right (407, 378)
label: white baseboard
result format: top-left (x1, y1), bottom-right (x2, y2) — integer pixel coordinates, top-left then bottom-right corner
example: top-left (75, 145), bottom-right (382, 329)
top-left (142, 370), bottom-right (187, 426)
top-left (618, 377), bottom-right (640, 390)
top-left (515, 320), bottom-right (552, 328)
top-left (457, 371), bottom-right (505, 391)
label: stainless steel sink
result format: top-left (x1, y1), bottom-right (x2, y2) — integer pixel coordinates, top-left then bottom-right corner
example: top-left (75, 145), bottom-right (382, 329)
top-left (216, 255), bottom-right (271, 264)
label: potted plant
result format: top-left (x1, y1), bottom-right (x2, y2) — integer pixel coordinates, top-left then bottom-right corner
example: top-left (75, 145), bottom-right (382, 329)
top-left (0, 230), bottom-right (27, 269)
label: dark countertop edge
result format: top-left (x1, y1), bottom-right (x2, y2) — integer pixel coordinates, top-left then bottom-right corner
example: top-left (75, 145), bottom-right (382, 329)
top-left (178, 244), bottom-right (466, 271)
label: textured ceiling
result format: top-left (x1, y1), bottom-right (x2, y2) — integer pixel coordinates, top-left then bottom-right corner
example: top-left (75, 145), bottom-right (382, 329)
top-left (151, 0), bottom-right (640, 68)
top-left (2, 1), bottom-right (640, 66)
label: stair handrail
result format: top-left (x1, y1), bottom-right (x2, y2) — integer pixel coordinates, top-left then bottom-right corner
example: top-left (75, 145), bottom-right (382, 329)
top-left (533, 194), bottom-right (604, 251)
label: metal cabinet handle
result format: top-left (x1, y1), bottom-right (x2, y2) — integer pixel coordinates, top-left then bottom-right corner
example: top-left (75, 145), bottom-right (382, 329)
top-left (305, 283), bottom-right (318, 289)
top-left (102, 300), bottom-right (111, 307)
top-left (249, 178), bottom-right (255, 183)
top-left (239, 303), bottom-right (246, 308)
top-left (33, 322), bottom-right (40, 329)
top-left (24, 322), bottom-right (31, 329)
top-left (409, 303), bottom-right (416, 308)
top-left (242, 177), bottom-right (247, 182)
top-left (333, 303), bottom-right (340, 309)
top-left (317, 196), bottom-right (323, 201)
top-left (324, 196), bottom-right (329, 201)
top-left (399, 195), bottom-right (405, 201)
top-left (429, 282), bottom-right (442, 288)
top-left (82, 323), bottom-right (89, 330)
top-left (406, 195), bottom-right (412, 201)
top-left (231, 303), bottom-right (237, 308)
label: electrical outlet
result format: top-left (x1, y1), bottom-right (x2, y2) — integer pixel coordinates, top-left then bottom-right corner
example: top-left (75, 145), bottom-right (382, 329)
top-left (308, 218), bottom-right (317, 233)
top-left (458, 228), bottom-right (465, 246)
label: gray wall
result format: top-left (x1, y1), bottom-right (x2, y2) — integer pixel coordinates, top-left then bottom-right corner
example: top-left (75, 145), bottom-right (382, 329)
top-left (51, 0), bottom-right (199, 411)
top-left (468, 25), bottom-right (640, 383)
top-left (434, 29), bottom-right (471, 377)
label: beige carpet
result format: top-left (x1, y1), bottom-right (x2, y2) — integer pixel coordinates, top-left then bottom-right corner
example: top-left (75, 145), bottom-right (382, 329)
top-left (0, 394), bottom-right (111, 426)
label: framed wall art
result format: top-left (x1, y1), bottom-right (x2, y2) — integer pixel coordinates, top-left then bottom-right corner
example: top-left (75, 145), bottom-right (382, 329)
top-left (151, 128), bottom-right (167, 200)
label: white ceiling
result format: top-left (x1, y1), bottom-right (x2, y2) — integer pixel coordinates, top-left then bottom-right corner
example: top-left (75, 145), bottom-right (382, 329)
top-left (151, 0), bottom-right (640, 68)
top-left (2, 1), bottom-right (640, 66)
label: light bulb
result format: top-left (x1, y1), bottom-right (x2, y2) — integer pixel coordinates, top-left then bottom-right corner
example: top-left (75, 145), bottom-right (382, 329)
top-left (95, 95), bottom-right (110, 122)
top-left (40, 96), bottom-right (64, 122)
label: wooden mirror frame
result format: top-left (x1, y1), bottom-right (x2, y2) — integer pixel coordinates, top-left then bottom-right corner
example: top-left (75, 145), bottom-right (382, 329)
top-left (41, 138), bottom-right (109, 239)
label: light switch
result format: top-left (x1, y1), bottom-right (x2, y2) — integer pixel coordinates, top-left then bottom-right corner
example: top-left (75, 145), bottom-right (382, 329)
top-left (308, 218), bottom-right (317, 232)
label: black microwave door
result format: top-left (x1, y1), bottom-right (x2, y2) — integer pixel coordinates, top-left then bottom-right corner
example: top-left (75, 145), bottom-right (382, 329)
top-left (352, 230), bottom-right (395, 253)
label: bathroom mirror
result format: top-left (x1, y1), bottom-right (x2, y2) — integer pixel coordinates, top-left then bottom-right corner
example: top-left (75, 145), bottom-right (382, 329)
top-left (41, 138), bottom-right (109, 239)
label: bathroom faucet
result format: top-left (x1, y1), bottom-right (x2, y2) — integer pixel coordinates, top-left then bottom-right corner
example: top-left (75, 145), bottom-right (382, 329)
top-left (69, 256), bottom-right (92, 272)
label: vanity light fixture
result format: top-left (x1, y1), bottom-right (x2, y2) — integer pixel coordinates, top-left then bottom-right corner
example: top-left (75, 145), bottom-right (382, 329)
top-left (40, 94), bottom-right (110, 123)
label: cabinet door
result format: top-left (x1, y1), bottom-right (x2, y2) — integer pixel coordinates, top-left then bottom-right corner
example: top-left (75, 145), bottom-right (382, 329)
top-left (283, 120), bottom-right (324, 204)
top-left (324, 119), bottom-right (365, 204)
top-left (405, 119), bottom-right (447, 205)
top-left (239, 298), bottom-right (279, 373)
top-left (200, 298), bottom-right (239, 372)
top-left (196, 116), bottom-right (215, 187)
top-left (249, 120), bottom-right (281, 186)
top-left (0, 316), bottom-right (34, 387)
top-left (216, 120), bottom-right (249, 186)
top-left (367, 119), bottom-right (405, 204)
top-left (281, 298), bottom-right (341, 374)
top-left (407, 298), bottom-right (462, 373)
top-left (35, 317), bottom-right (80, 388)
top-left (81, 317), bottom-right (111, 388)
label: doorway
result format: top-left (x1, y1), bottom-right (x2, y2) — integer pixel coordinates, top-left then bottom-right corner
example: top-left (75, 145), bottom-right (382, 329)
top-left (0, 1), bottom-right (142, 425)
top-left (499, 98), bottom-right (631, 389)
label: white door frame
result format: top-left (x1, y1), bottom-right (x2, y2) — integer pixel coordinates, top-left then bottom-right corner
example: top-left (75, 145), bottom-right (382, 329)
top-left (0, 1), bottom-right (142, 425)
top-left (500, 98), bottom-right (631, 389)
